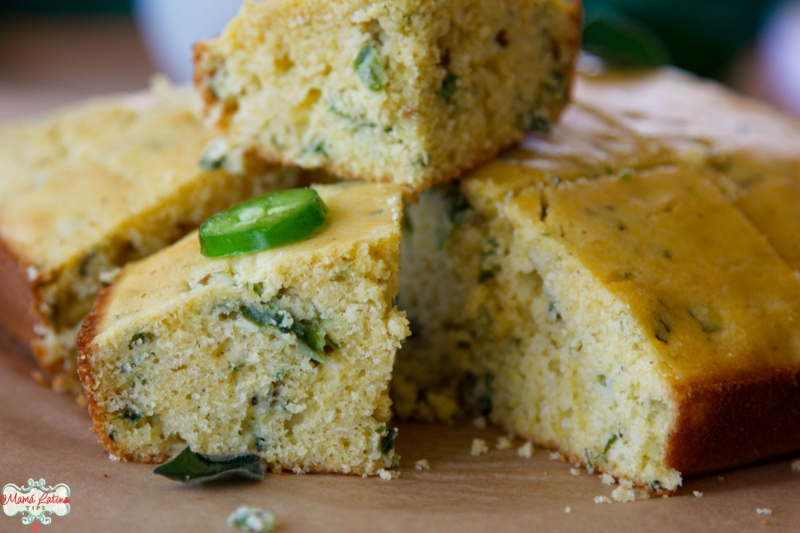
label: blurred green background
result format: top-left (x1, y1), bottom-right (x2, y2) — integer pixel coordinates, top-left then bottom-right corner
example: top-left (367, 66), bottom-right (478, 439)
top-left (0, 0), bottom-right (781, 77)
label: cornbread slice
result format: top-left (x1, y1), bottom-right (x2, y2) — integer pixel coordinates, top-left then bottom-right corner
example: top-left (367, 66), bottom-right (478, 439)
top-left (0, 86), bottom-right (298, 392)
top-left (194, 0), bottom-right (581, 192)
top-left (399, 166), bottom-right (800, 491)
top-left (78, 183), bottom-right (409, 475)
top-left (395, 69), bottom-right (800, 490)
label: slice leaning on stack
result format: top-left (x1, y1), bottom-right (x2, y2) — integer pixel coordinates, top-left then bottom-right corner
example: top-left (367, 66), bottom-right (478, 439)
top-left (194, 0), bottom-right (581, 192)
top-left (0, 86), bottom-right (299, 392)
top-left (395, 68), bottom-right (800, 491)
top-left (78, 182), bottom-right (409, 475)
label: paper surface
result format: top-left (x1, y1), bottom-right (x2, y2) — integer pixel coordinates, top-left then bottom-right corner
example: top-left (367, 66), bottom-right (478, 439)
top-left (1, 328), bottom-right (798, 533)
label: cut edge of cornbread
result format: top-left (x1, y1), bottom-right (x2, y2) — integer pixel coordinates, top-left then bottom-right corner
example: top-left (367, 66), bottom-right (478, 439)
top-left (194, 0), bottom-right (581, 192)
top-left (77, 183), bottom-right (409, 475)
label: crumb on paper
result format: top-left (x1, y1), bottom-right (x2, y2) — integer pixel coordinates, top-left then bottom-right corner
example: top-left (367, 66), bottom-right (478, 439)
top-left (549, 451), bottom-right (564, 461)
top-left (31, 371), bottom-right (50, 388)
top-left (108, 454), bottom-right (121, 462)
top-left (377, 468), bottom-right (399, 480)
top-left (662, 494), bottom-right (670, 499)
top-left (718, 476), bottom-right (725, 481)
top-left (601, 473), bottom-right (616, 485)
top-left (496, 436), bottom-right (513, 450)
top-left (619, 479), bottom-right (633, 489)
top-left (75, 394), bottom-right (88, 407)
top-left (98, 267), bottom-right (121, 285)
top-left (791, 460), bottom-right (800, 471)
top-left (612, 486), bottom-right (636, 503)
top-left (518, 442), bottom-right (534, 459)
top-left (594, 496), bottom-right (612, 504)
top-left (228, 506), bottom-right (279, 532)
top-left (415, 459), bottom-right (430, 471)
top-left (693, 491), bottom-right (703, 498)
top-left (471, 439), bottom-right (489, 456)
top-left (472, 416), bottom-right (487, 429)
top-left (570, 468), bottom-right (580, 476)
top-left (564, 506), bottom-right (571, 514)
top-left (756, 509), bottom-right (773, 515)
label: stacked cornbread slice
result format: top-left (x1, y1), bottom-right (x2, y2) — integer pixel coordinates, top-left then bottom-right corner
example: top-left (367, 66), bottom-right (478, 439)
top-left (78, 183), bottom-right (408, 474)
top-left (0, 86), bottom-right (298, 392)
top-left (394, 69), bottom-right (800, 491)
top-left (194, 0), bottom-right (580, 192)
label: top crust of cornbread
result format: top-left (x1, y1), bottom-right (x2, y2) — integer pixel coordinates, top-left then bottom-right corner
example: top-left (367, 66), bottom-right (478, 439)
top-left (194, 0), bottom-right (580, 192)
top-left (85, 183), bottom-right (403, 332)
top-left (575, 68), bottom-right (800, 273)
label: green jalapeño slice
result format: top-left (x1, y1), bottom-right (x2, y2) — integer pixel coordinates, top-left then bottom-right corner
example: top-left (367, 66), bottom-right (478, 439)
top-left (199, 188), bottom-right (329, 258)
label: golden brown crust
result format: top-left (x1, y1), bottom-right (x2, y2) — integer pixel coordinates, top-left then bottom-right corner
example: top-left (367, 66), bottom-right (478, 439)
top-left (664, 368), bottom-right (800, 477)
top-left (76, 280), bottom-right (128, 461)
top-left (0, 237), bottom-right (40, 348)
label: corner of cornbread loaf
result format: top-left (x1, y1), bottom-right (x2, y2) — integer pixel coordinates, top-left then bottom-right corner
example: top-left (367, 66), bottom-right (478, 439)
top-left (78, 182), bottom-right (409, 475)
top-left (0, 86), bottom-right (300, 393)
top-left (194, 0), bottom-right (581, 192)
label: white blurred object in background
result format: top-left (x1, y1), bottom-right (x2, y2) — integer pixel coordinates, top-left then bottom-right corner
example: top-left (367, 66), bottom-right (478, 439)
top-left (760, 0), bottom-right (800, 116)
top-left (134, 0), bottom-right (243, 83)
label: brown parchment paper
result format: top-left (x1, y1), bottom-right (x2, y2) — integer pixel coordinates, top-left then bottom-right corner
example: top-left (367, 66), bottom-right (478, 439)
top-left (1, 326), bottom-right (799, 533)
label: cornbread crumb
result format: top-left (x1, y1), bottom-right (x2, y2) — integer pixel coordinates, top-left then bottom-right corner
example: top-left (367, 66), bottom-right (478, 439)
top-left (619, 479), bottom-right (633, 489)
top-left (693, 491), bottom-right (704, 498)
top-left (496, 436), bottom-right (513, 450)
top-left (378, 468), bottom-right (399, 480)
top-left (415, 459), bottom-right (431, 471)
top-left (228, 506), bottom-right (279, 532)
top-left (74, 394), bottom-right (88, 407)
top-left (601, 473), bottom-right (616, 485)
top-left (427, 392), bottom-right (459, 422)
top-left (549, 451), bottom-right (564, 461)
top-left (31, 371), bottom-right (49, 388)
top-left (791, 460), bottom-right (800, 471)
top-left (564, 506), bottom-right (571, 514)
top-left (662, 495), bottom-right (670, 499)
top-left (471, 439), bottom-right (489, 456)
top-left (472, 416), bottom-right (488, 429)
top-left (594, 496), bottom-right (612, 504)
top-left (756, 509), bottom-right (773, 515)
top-left (518, 442), bottom-right (534, 458)
top-left (611, 486), bottom-right (636, 503)
top-left (570, 468), bottom-right (580, 476)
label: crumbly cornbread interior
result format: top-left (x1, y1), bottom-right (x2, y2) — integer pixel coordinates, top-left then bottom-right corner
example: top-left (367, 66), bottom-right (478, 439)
top-left (195, 0), bottom-right (579, 191)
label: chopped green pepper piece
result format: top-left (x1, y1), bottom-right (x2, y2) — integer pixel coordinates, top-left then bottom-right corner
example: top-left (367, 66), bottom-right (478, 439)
top-left (117, 404), bottom-right (143, 424)
top-left (199, 188), bottom-right (329, 258)
top-left (437, 73), bottom-right (460, 102)
top-left (354, 43), bottom-right (387, 91)
top-left (380, 427), bottom-right (398, 454)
